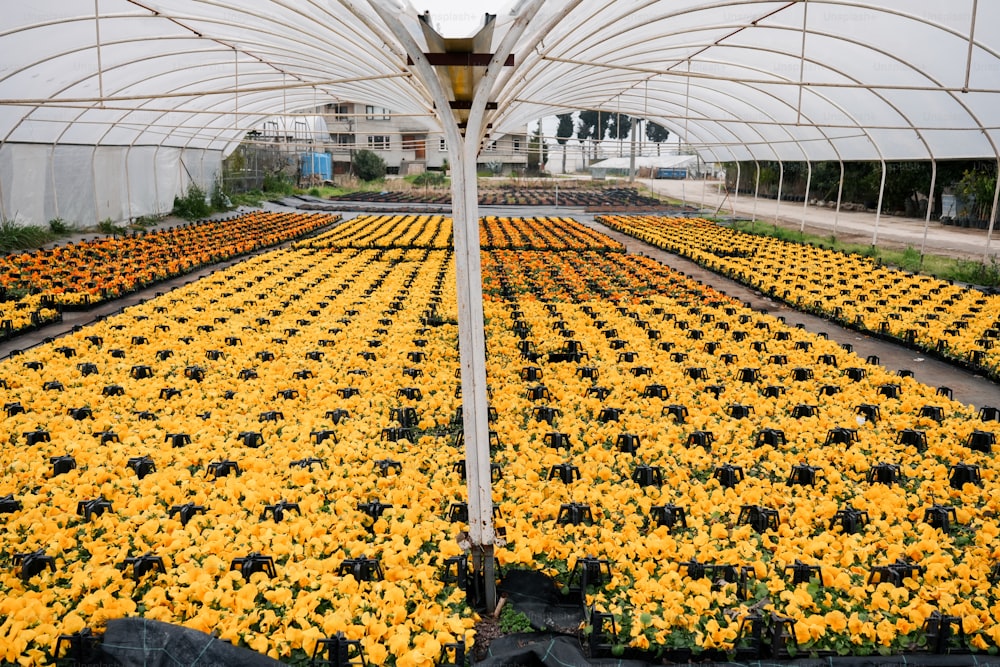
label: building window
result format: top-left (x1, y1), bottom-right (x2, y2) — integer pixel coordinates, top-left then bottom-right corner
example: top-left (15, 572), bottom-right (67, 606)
top-left (513, 138), bottom-right (521, 152)
top-left (439, 138), bottom-right (447, 152)
top-left (333, 103), bottom-right (349, 121)
top-left (331, 133), bottom-right (353, 146)
top-left (365, 105), bottom-right (390, 120)
top-left (368, 135), bottom-right (390, 150)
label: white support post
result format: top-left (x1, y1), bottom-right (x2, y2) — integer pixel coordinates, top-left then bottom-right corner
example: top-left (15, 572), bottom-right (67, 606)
top-left (628, 119), bottom-right (637, 182)
top-left (700, 159), bottom-right (708, 211)
top-left (367, 0), bottom-right (543, 614)
top-left (732, 161), bottom-right (740, 217)
top-left (751, 160), bottom-right (760, 228)
top-left (984, 158), bottom-right (1000, 261)
top-left (91, 145), bottom-right (100, 225)
top-left (775, 160), bottom-right (784, 228)
top-left (872, 159), bottom-right (887, 245)
top-left (152, 145), bottom-right (161, 215)
top-left (920, 159), bottom-right (937, 262)
top-left (94, 0), bottom-right (105, 107)
top-left (832, 159), bottom-right (844, 239)
top-left (51, 142), bottom-right (60, 220)
top-left (125, 145), bottom-right (134, 222)
top-left (681, 158), bottom-right (687, 206)
top-left (800, 161), bottom-right (811, 233)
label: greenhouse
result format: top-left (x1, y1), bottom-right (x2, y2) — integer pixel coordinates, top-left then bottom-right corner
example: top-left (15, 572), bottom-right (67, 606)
top-left (2, 1), bottom-right (1000, 665)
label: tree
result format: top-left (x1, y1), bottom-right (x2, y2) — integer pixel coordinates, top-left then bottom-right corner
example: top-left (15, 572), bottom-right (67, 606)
top-left (577, 110), bottom-right (612, 160)
top-left (955, 165), bottom-right (998, 222)
top-left (555, 113), bottom-right (574, 173)
top-left (607, 114), bottom-right (632, 156)
top-left (527, 124), bottom-right (549, 174)
top-left (352, 149), bottom-right (385, 182)
top-left (645, 121), bottom-right (670, 155)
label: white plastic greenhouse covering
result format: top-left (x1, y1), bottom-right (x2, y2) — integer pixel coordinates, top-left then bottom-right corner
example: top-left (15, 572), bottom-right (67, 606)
top-left (1, 0), bottom-right (1000, 225)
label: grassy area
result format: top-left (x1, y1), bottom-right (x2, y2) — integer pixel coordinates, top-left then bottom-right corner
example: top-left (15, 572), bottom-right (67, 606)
top-left (728, 219), bottom-right (1000, 288)
top-left (0, 217), bottom-right (87, 252)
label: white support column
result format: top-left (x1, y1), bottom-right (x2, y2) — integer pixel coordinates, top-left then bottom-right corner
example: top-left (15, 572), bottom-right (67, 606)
top-left (152, 145), bottom-right (161, 215)
top-left (91, 145), bottom-right (100, 225)
top-left (368, 0), bottom-right (542, 614)
top-left (732, 161), bottom-right (740, 217)
top-left (751, 160), bottom-right (760, 227)
top-left (832, 159), bottom-right (844, 239)
top-left (700, 159), bottom-right (708, 211)
top-left (872, 159), bottom-right (887, 245)
top-left (800, 161), bottom-right (811, 233)
top-left (984, 158), bottom-right (1000, 261)
top-left (920, 159), bottom-right (937, 262)
top-left (775, 160), bottom-right (784, 227)
top-left (125, 145), bottom-right (134, 222)
top-left (51, 142), bottom-right (60, 220)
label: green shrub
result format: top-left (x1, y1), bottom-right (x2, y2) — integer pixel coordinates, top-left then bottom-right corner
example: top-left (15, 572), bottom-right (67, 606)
top-left (230, 190), bottom-right (265, 207)
top-left (352, 150), bottom-right (386, 182)
top-left (948, 257), bottom-right (1000, 287)
top-left (308, 187), bottom-right (322, 197)
top-left (409, 171), bottom-right (447, 187)
top-left (97, 218), bottom-right (127, 235)
top-left (172, 183), bottom-right (211, 220)
top-left (0, 219), bottom-right (57, 252)
top-left (48, 218), bottom-right (71, 235)
top-left (262, 173), bottom-right (295, 195)
top-left (498, 603), bottom-right (533, 634)
top-left (210, 183), bottom-right (231, 211)
top-left (133, 214), bottom-right (164, 228)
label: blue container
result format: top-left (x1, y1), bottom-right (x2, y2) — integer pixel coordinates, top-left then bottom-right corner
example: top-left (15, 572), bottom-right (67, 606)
top-left (656, 167), bottom-right (687, 180)
top-left (301, 152), bottom-right (332, 180)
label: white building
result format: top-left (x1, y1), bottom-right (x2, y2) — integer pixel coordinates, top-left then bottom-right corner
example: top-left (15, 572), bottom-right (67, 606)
top-left (318, 102), bottom-right (528, 176)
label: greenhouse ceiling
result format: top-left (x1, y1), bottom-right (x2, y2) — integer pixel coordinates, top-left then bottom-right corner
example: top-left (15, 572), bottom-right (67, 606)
top-left (1, 0), bottom-right (1000, 163)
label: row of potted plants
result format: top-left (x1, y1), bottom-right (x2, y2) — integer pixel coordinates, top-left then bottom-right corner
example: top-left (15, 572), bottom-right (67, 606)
top-left (596, 215), bottom-right (1000, 381)
top-left (0, 212), bottom-right (339, 340)
top-left (0, 215), bottom-right (997, 663)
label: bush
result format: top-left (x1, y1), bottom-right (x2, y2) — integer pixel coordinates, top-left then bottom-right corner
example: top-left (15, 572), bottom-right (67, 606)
top-left (211, 183), bottom-right (231, 211)
top-left (133, 214), bottom-right (164, 228)
top-left (0, 219), bottom-right (57, 252)
top-left (352, 150), bottom-right (386, 182)
top-left (98, 218), bottom-right (127, 235)
top-left (48, 218), bottom-right (71, 235)
top-left (230, 190), bottom-right (265, 208)
top-left (262, 173), bottom-right (295, 195)
top-left (172, 184), bottom-right (211, 220)
top-left (498, 604), bottom-right (534, 634)
top-left (409, 171), bottom-right (447, 187)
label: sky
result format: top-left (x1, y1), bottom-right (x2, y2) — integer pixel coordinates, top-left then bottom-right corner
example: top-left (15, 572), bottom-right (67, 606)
top-left (411, 0), bottom-right (510, 36)
top-left (401, 0), bottom-right (682, 168)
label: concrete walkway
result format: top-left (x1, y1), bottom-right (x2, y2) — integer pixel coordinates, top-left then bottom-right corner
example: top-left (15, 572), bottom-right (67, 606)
top-left (644, 177), bottom-right (1000, 261)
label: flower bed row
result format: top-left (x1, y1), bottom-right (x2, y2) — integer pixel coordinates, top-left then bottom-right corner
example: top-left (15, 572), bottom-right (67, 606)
top-left (596, 215), bottom-right (1000, 381)
top-left (1, 215), bottom-right (999, 664)
top-left (0, 211), bottom-right (339, 338)
top-left (324, 187), bottom-right (664, 208)
top-left (1, 246), bottom-right (473, 665)
top-left (303, 214), bottom-right (622, 252)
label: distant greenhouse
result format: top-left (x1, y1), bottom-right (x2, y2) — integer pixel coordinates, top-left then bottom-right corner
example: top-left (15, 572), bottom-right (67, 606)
top-left (588, 155), bottom-right (700, 180)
